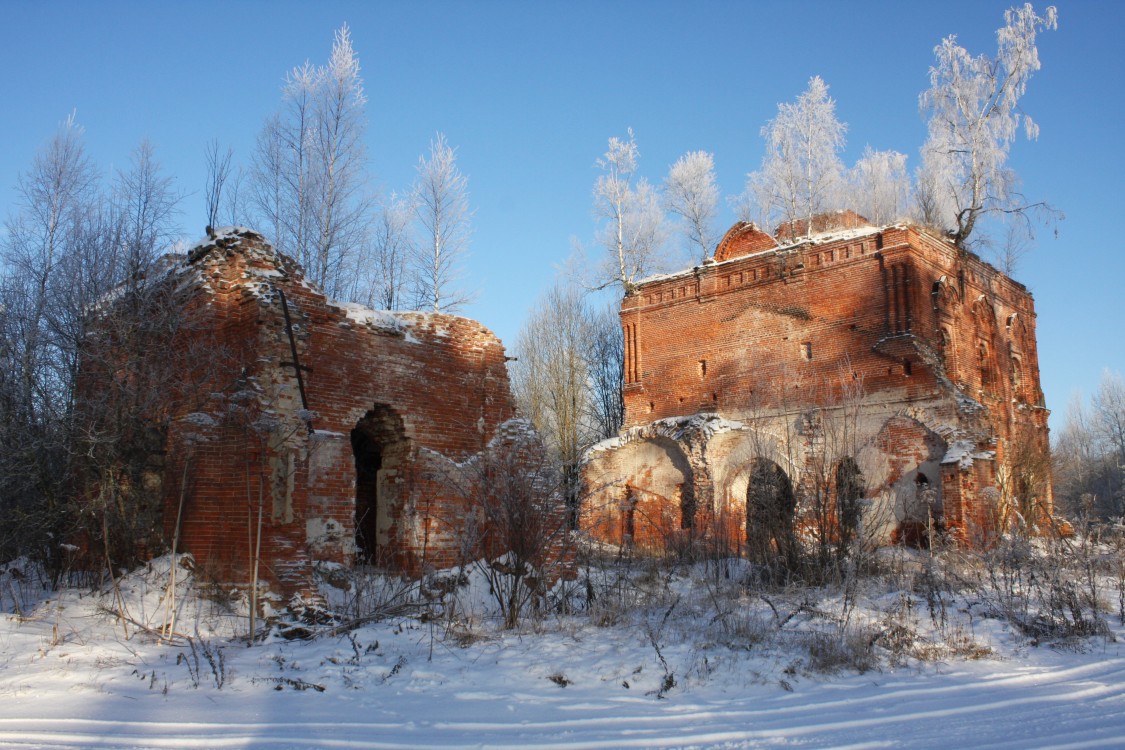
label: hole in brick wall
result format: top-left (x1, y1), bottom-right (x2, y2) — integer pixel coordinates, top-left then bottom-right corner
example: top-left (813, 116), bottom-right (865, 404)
top-left (903, 358), bottom-right (912, 376)
top-left (623, 487), bottom-right (637, 544)
top-left (802, 342), bottom-right (812, 360)
top-left (712, 392), bottom-right (718, 401)
top-left (699, 359), bottom-right (707, 378)
top-left (351, 405), bottom-right (408, 565)
top-left (648, 401), bottom-right (655, 413)
top-left (745, 460), bottom-right (796, 567)
top-left (678, 396), bottom-right (685, 404)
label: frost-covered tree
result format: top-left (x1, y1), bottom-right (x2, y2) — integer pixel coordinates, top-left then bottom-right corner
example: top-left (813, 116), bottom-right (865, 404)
top-left (311, 25), bottom-right (374, 295)
top-left (250, 25), bottom-right (373, 299)
top-left (374, 193), bottom-right (414, 311)
top-left (848, 147), bottom-right (910, 225)
top-left (348, 192), bottom-right (413, 311)
top-left (411, 133), bottom-right (473, 313)
top-left (592, 129), bottom-right (667, 293)
top-left (749, 76), bottom-right (847, 241)
top-left (663, 150), bottom-right (720, 264)
top-left (918, 4), bottom-right (1058, 248)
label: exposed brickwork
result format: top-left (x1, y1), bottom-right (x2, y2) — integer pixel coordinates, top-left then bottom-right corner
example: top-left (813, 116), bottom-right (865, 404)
top-left (105, 229), bottom-right (551, 597)
top-left (584, 218), bottom-right (1051, 552)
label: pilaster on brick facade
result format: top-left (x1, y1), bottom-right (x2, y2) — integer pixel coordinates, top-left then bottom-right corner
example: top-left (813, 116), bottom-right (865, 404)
top-left (583, 216), bottom-right (1052, 555)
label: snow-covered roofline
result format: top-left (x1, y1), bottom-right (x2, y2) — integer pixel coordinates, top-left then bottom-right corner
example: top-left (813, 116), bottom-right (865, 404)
top-left (633, 221), bottom-right (888, 289)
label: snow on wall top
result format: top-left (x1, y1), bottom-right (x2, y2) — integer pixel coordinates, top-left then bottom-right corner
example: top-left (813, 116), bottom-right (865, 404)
top-left (178, 227), bottom-right (509, 349)
top-left (584, 412), bottom-right (746, 459)
top-left (186, 226), bottom-right (264, 262)
top-left (634, 217), bottom-right (885, 289)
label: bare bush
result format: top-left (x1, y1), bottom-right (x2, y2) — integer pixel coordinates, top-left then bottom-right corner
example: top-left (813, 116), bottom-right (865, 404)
top-left (445, 424), bottom-right (573, 629)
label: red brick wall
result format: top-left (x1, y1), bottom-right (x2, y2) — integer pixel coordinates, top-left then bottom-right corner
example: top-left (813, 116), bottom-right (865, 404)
top-left (152, 230), bottom-right (538, 595)
top-left (588, 221), bottom-right (1051, 552)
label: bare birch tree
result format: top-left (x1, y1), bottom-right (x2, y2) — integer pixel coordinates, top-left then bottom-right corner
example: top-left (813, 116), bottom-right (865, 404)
top-left (250, 25), bottom-right (373, 299)
top-left (918, 4), bottom-right (1059, 249)
top-left (112, 140), bottom-right (180, 277)
top-left (0, 118), bottom-right (186, 573)
top-left (0, 114), bottom-right (99, 566)
top-left (1053, 372), bottom-right (1125, 520)
top-left (349, 192), bottom-right (413, 310)
top-left (586, 302), bottom-right (624, 441)
top-left (510, 284), bottom-right (596, 519)
top-left (663, 150), bottom-right (720, 264)
top-left (311, 25), bottom-right (373, 296)
top-left (203, 139), bottom-right (233, 231)
top-left (848, 147), bottom-right (910, 225)
top-left (592, 129), bottom-right (667, 293)
top-left (411, 133), bottom-right (473, 313)
top-left (749, 76), bottom-right (847, 241)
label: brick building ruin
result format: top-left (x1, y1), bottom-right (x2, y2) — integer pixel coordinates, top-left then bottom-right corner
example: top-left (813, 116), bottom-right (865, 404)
top-left (582, 213), bottom-right (1052, 555)
top-left (106, 228), bottom-right (548, 596)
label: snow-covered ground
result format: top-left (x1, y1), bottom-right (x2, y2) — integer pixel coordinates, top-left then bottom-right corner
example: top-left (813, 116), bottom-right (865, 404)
top-left (1, 554), bottom-right (1123, 749)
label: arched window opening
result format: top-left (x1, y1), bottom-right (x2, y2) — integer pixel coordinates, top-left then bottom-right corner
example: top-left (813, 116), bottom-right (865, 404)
top-left (351, 406), bottom-right (407, 565)
top-left (622, 486), bottom-right (638, 546)
top-left (896, 472), bottom-right (940, 548)
top-left (978, 342), bottom-right (991, 388)
top-left (1011, 356), bottom-right (1024, 401)
top-left (834, 458), bottom-right (864, 552)
top-left (745, 460), bottom-right (796, 569)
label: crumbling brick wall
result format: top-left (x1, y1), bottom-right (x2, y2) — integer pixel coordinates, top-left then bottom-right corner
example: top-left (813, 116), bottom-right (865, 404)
top-left (585, 215), bottom-right (1051, 552)
top-left (127, 228), bottom-right (551, 596)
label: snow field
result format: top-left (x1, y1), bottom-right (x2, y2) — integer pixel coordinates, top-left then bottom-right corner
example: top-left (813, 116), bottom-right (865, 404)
top-left (1, 551), bottom-right (1123, 749)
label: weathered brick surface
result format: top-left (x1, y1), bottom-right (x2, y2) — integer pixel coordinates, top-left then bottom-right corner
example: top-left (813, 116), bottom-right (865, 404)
top-left (136, 229), bottom-right (543, 596)
top-left (584, 217), bottom-right (1051, 551)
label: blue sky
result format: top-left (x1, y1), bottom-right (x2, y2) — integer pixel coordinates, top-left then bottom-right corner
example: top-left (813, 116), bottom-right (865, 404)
top-left (2, 0), bottom-right (1121, 429)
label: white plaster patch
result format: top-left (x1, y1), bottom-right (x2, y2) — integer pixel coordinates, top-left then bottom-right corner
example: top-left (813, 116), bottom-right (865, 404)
top-left (306, 517), bottom-right (346, 553)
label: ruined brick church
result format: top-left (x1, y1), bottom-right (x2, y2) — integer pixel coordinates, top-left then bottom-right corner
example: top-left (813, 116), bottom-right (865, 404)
top-left (108, 213), bottom-right (1050, 596)
top-left (581, 212), bottom-right (1051, 553)
top-left (133, 228), bottom-right (542, 595)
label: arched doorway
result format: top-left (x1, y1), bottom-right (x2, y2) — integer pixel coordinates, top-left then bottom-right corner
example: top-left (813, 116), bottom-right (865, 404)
top-left (834, 457), bottom-right (864, 551)
top-left (894, 471), bottom-right (940, 547)
top-left (745, 459), bottom-right (796, 569)
top-left (350, 405), bottom-right (407, 564)
top-left (580, 437), bottom-right (693, 553)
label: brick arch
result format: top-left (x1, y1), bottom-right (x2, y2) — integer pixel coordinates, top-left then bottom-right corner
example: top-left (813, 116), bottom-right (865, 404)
top-left (932, 275), bottom-right (958, 315)
top-left (742, 457), bottom-right (798, 567)
top-left (972, 295), bottom-right (997, 334)
top-left (858, 414), bottom-right (948, 546)
top-left (708, 428), bottom-right (798, 504)
top-left (351, 404), bottom-right (411, 566)
top-left (702, 427), bottom-right (800, 553)
top-left (581, 436), bottom-right (694, 552)
top-left (713, 222), bottom-right (778, 261)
